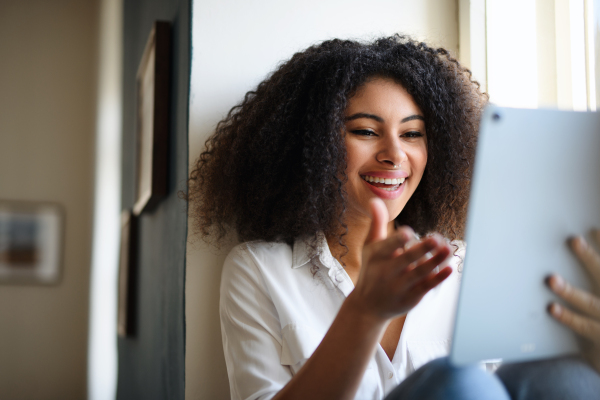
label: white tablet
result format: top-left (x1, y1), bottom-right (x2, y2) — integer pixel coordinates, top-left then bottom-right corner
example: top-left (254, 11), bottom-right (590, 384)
top-left (450, 105), bottom-right (598, 366)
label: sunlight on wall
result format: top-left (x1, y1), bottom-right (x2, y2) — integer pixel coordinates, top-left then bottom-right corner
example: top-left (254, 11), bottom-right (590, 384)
top-left (87, 0), bottom-right (122, 399)
top-left (570, 0), bottom-right (588, 110)
top-left (484, 0), bottom-right (595, 110)
top-left (486, 0), bottom-right (538, 108)
top-left (585, 0), bottom-right (597, 109)
top-left (556, 0), bottom-right (588, 110)
top-left (459, 0), bottom-right (488, 90)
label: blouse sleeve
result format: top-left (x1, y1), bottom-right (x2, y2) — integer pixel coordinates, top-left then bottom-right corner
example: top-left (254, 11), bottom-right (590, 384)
top-left (220, 244), bottom-right (292, 400)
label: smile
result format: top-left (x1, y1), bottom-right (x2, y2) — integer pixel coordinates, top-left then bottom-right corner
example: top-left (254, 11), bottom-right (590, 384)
top-left (361, 175), bottom-right (405, 191)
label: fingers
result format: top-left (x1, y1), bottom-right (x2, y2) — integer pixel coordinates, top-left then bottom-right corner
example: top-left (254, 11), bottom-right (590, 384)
top-left (570, 236), bottom-right (600, 286)
top-left (410, 266), bottom-right (453, 294)
top-left (367, 226), bottom-right (416, 261)
top-left (420, 266), bottom-right (453, 291)
top-left (592, 229), bottom-right (600, 248)
top-left (404, 244), bottom-right (452, 287)
top-left (549, 302), bottom-right (600, 343)
top-left (401, 266), bottom-right (453, 306)
top-left (548, 274), bottom-right (600, 319)
top-left (365, 198), bottom-right (389, 245)
top-left (370, 234), bottom-right (451, 281)
top-left (397, 235), bottom-right (444, 266)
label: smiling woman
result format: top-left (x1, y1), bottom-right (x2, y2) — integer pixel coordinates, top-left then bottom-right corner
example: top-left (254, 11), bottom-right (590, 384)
top-left (185, 35), bottom-right (492, 400)
top-left (343, 78), bottom-right (427, 228)
top-left (337, 78), bottom-right (430, 294)
top-left (187, 37), bottom-right (483, 249)
top-left (187, 34), bottom-right (600, 400)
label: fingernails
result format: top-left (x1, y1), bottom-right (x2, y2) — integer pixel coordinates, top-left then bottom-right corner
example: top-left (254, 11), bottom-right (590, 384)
top-left (549, 275), bottom-right (565, 292)
top-left (549, 303), bottom-right (562, 317)
top-left (397, 226), bottom-right (415, 241)
top-left (427, 233), bottom-right (445, 247)
top-left (573, 236), bottom-right (588, 250)
top-left (397, 230), bottom-right (410, 242)
top-left (428, 236), bottom-right (439, 246)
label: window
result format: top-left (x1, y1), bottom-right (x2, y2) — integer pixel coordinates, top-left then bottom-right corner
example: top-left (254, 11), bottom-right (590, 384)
top-left (459, 0), bottom-right (597, 110)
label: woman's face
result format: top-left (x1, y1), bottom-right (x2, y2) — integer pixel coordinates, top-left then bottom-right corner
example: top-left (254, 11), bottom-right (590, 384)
top-left (344, 77), bottom-right (427, 222)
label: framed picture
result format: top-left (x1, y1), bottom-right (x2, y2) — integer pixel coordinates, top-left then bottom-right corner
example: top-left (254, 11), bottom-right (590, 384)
top-left (118, 210), bottom-right (138, 337)
top-left (0, 200), bottom-right (64, 285)
top-left (133, 21), bottom-right (171, 216)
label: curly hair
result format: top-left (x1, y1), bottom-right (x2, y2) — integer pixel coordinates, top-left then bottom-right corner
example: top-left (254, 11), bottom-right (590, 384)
top-left (187, 35), bottom-right (487, 246)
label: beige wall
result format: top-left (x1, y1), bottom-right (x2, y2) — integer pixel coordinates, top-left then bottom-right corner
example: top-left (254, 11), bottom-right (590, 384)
top-left (186, 1), bottom-right (459, 398)
top-left (0, 1), bottom-right (97, 399)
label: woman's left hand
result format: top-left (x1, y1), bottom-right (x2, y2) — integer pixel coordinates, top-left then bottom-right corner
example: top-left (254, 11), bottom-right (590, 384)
top-left (547, 232), bottom-right (600, 374)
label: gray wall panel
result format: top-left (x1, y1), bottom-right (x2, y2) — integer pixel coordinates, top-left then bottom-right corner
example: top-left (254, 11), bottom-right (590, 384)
top-left (118, 0), bottom-right (189, 398)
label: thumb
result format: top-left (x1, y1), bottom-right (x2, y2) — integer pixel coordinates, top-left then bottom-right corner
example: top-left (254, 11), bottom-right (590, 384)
top-left (365, 198), bottom-right (389, 245)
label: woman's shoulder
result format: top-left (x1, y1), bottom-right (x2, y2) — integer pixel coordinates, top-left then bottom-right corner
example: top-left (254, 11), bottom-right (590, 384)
top-left (223, 240), bottom-right (295, 278)
top-left (226, 240), bottom-right (293, 263)
top-left (220, 240), bottom-right (300, 313)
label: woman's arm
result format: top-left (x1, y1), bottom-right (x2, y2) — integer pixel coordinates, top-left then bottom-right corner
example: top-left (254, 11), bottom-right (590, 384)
top-left (272, 198), bottom-right (453, 400)
top-left (547, 232), bottom-right (600, 374)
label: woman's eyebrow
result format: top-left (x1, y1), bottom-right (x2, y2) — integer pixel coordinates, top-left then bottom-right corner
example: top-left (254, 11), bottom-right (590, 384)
top-left (401, 115), bottom-right (425, 123)
top-left (345, 113), bottom-right (384, 122)
top-left (345, 113), bottom-right (424, 123)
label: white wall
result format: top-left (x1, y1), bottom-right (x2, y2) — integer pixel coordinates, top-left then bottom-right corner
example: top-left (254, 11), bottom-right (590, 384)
top-left (187, 1), bottom-right (459, 398)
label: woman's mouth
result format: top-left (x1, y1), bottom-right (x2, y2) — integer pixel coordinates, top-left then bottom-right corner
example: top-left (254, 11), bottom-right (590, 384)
top-left (361, 175), bottom-right (405, 191)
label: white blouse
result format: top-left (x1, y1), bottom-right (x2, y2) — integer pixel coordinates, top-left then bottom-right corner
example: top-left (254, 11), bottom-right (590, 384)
top-left (220, 234), bottom-right (464, 400)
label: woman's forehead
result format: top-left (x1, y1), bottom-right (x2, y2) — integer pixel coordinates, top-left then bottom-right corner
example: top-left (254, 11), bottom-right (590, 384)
top-left (345, 78), bottom-right (423, 120)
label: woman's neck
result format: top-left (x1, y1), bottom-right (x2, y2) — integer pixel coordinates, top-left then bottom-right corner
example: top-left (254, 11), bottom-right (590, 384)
top-left (326, 213), bottom-right (395, 285)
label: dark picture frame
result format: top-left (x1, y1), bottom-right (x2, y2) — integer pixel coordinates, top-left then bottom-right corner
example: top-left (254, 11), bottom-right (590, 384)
top-left (133, 21), bottom-right (171, 216)
top-left (118, 209), bottom-right (138, 337)
top-left (0, 200), bottom-right (65, 285)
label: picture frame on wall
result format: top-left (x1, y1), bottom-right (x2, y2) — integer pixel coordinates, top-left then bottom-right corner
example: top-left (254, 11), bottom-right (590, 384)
top-left (0, 200), bottom-right (65, 285)
top-left (133, 21), bottom-right (171, 216)
top-left (118, 209), bottom-right (138, 337)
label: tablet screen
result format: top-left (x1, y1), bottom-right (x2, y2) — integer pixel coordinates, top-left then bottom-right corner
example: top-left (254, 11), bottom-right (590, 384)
top-left (451, 106), bottom-right (597, 366)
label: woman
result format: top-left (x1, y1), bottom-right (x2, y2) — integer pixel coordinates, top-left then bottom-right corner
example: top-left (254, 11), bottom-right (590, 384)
top-left (188, 35), bottom-right (600, 399)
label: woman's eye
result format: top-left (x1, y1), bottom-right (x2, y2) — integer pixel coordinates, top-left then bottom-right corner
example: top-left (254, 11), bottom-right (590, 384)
top-left (351, 129), bottom-right (377, 136)
top-left (402, 131), bottom-right (424, 138)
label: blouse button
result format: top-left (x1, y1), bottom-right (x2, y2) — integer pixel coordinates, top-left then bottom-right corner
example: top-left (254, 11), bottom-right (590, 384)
top-left (387, 372), bottom-right (394, 379)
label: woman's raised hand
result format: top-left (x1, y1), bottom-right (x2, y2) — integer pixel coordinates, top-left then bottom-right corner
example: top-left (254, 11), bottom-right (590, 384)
top-left (349, 198), bottom-right (453, 322)
top-left (547, 232), bottom-right (600, 373)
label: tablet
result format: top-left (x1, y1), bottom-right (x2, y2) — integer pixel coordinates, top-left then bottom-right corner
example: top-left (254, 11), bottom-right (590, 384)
top-left (450, 105), bottom-right (598, 366)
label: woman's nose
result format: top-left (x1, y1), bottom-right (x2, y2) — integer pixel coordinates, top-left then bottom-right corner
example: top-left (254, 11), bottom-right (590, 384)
top-left (376, 137), bottom-right (407, 168)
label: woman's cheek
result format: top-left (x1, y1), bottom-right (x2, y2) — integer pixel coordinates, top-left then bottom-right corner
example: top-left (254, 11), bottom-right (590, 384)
top-left (411, 144), bottom-right (427, 179)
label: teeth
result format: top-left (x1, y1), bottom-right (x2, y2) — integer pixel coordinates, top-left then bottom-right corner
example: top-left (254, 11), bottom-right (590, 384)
top-left (361, 175), bottom-right (405, 185)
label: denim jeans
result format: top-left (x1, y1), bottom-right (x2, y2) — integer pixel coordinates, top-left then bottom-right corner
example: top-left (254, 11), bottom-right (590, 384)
top-left (384, 356), bottom-right (600, 400)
